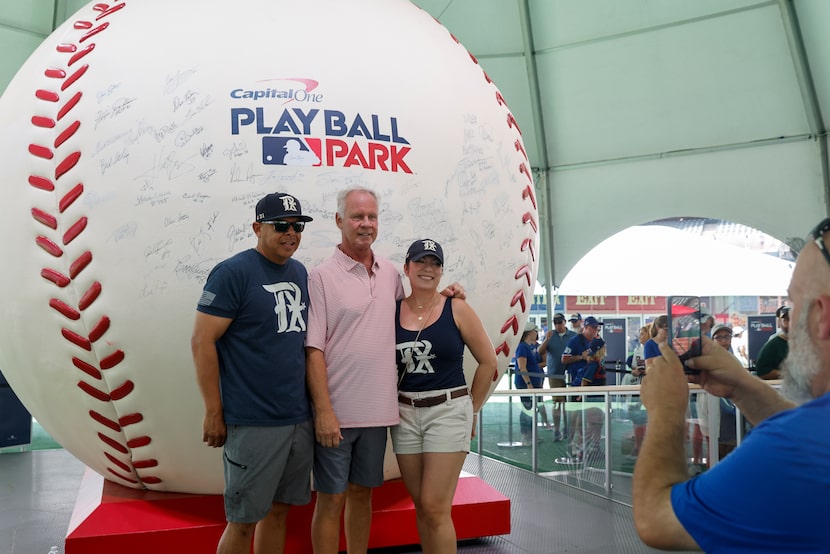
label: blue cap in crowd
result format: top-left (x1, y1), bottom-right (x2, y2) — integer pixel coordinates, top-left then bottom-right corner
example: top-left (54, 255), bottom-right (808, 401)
top-left (584, 316), bottom-right (603, 327)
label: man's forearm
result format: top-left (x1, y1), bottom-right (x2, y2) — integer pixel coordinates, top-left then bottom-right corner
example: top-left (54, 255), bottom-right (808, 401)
top-left (632, 406), bottom-right (698, 550)
top-left (192, 343), bottom-right (223, 415)
top-left (305, 347), bottom-right (333, 415)
top-left (730, 375), bottom-right (795, 426)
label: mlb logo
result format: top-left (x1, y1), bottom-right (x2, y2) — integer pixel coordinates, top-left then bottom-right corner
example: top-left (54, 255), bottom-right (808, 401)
top-left (262, 136), bottom-right (322, 166)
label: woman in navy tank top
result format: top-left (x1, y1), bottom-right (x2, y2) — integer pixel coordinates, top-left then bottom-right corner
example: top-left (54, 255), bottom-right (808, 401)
top-left (391, 239), bottom-right (497, 553)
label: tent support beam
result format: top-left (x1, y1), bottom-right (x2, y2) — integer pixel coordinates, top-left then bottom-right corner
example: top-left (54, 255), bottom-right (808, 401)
top-left (518, 0), bottom-right (557, 316)
top-left (778, 0), bottom-right (830, 218)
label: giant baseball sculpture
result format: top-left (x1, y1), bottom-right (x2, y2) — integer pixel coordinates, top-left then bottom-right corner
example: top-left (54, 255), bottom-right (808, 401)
top-left (0, 0), bottom-right (538, 494)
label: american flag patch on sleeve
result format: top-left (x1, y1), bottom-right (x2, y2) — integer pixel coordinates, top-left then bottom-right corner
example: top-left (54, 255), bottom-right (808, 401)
top-left (198, 290), bottom-right (216, 306)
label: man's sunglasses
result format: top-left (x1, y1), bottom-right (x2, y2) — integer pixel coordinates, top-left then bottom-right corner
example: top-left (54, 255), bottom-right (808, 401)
top-left (267, 221), bottom-right (306, 233)
top-left (809, 217), bottom-right (830, 269)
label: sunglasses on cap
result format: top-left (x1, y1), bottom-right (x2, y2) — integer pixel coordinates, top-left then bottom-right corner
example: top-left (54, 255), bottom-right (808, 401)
top-left (809, 218), bottom-right (830, 269)
top-left (267, 220), bottom-right (306, 233)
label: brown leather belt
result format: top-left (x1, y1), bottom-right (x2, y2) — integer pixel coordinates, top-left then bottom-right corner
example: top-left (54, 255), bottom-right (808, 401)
top-left (398, 388), bottom-right (469, 408)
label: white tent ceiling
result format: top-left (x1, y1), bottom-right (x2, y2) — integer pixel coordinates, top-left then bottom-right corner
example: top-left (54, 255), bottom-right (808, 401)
top-left (410, 0), bottom-right (829, 291)
top-left (557, 225), bottom-right (795, 296)
top-left (1, 0), bottom-right (827, 293)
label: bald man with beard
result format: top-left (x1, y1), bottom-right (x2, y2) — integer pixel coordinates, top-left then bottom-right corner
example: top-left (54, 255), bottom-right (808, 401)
top-left (632, 218), bottom-right (830, 553)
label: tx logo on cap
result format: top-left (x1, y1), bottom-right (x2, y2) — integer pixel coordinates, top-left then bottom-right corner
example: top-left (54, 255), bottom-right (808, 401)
top-left (421, 239), bottom-right (438, 252)
top-left (280, 194), bottom-right (299, 212)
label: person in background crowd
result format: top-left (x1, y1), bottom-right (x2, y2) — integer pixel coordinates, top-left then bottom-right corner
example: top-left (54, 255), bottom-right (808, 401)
top-left (732, 325), bottom-right (749, 367)
top-left (633, 218), bottom-right (830, 552)
top-left (580, 337), bottom-right (607, 387)
top-left (698, 324), bottom-right (742, 462)
top-left (393, 238), bottom-right (496, 554)
top-left (560, 316), bottom-right (603, 462)
top-left (754, 305), bottom-right (790, 379)
top-left (515, 322), bottom-right (548, 442)
top-left (621, 326), bottom-right (649, 459)
top-left (539, 312), bottom-right (576, 441)
top-left (643, 316), bottom-right (668, 369)
top-left (568, 312), bottom-right (583, 333)
top-left (562, 316), bottom-right (603, 387)
top-left (700, 313), bottom-right (715, 337)
top-left (192, 192), bottom-right (314, 554)
top-left (626, 326), bottom-right (649, 378)
top-left (573, 337), bottom-right (607, 461)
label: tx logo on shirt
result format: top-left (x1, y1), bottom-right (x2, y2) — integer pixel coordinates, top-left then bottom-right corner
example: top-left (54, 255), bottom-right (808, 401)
top-left (262, 282), bottom-right (306, 333)
top-left (397, 340), bottom-right (436, 375)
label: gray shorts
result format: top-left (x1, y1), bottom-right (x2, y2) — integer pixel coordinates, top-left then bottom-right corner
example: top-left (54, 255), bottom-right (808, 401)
top-left (313, 426), bottom-right (387, 494)
top-left (223, 420), bottom-right (313, 523)
top-left (392, 387), bottom-right (473, 454)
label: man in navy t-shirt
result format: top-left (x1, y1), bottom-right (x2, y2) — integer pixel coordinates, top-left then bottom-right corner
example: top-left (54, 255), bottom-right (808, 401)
top-left (561, 316), bottom-right (603, 386)
top-left (192, 192), bottom-right (314, 554)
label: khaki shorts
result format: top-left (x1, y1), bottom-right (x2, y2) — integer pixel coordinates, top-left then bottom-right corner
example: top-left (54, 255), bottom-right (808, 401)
top-left (548, 376), bottom-right (566, 401)
top-left (391, 386), bottom-right (473, 454)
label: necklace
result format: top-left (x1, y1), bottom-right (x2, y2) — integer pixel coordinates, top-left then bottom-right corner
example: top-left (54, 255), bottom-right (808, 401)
top-left (411, 294), bottom-right (439, 321)
top-left (399, 294), bottom-right (440, 387)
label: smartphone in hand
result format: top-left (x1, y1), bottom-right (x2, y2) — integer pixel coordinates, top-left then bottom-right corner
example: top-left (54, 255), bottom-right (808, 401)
top-left (667, 296), bottom-right (702, 374)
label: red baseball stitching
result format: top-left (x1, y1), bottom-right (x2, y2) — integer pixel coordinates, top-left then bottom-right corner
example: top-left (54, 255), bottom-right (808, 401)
top-left (27, 2), bottom-right (159, 488)
top-left (424, 9), bottom-right (539, 378)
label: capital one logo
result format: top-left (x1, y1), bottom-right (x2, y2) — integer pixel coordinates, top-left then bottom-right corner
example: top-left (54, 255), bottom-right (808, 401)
top-left (397, 340), bottom-right (436, 374)
top-left (262, 282), bottom-right (306, 333)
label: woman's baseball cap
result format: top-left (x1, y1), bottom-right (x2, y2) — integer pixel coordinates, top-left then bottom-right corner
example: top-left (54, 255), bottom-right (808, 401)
top-left (405, 239), bottom-right (444, 265)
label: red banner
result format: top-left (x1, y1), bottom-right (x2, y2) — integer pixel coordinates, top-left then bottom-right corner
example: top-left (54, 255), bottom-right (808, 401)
top-left (565, 295), bottom-right (617, 311)
top-left (617, 296), bottom-right (668, 313)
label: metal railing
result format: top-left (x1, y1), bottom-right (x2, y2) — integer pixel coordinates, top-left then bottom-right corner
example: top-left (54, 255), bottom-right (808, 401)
top-left (473, 378), bottom-right (766, 506)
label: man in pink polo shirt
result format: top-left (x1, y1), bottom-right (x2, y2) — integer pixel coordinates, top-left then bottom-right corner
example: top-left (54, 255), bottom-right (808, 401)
top-left (305, 187), bottom-right (403, 554)
top-left (306, 187), bottom-right (462, 553)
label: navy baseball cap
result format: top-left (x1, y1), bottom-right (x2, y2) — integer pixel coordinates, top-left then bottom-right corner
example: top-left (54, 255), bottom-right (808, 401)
top-left (553, 312), bottom-right (566, 322)
top-left (568, 312), bottom-right (582, 322)
top-left (589, 337), bottom-right (606, 353)
top-left (255, 192), bottom-right (313, 222)
top-left (406, 239), bottom-right (444, 265)
top-left (583, 316), bottom-right (603, 327)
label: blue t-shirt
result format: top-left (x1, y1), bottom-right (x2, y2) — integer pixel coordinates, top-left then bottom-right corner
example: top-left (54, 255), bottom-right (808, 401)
top-left (643, 338), bottom-right (661, 360)
top-left (563, 333), bottom-right (591, 386)
top-left (197, 248), bottom-right (311, 426)
top-left (671, 392), bottom-right (830, 552)
top-left (514, 341), bottom-right (544, 389)
top-left (395, 298), bottom-right (466, 392)
top-left (545, 329), bottom-right (576, 378)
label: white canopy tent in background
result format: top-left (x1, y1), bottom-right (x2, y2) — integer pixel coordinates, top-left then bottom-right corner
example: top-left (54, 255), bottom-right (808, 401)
top-left (1, 0), bottom-right (829, 294)
top-left (556, 226), bottom-right (795, 296)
